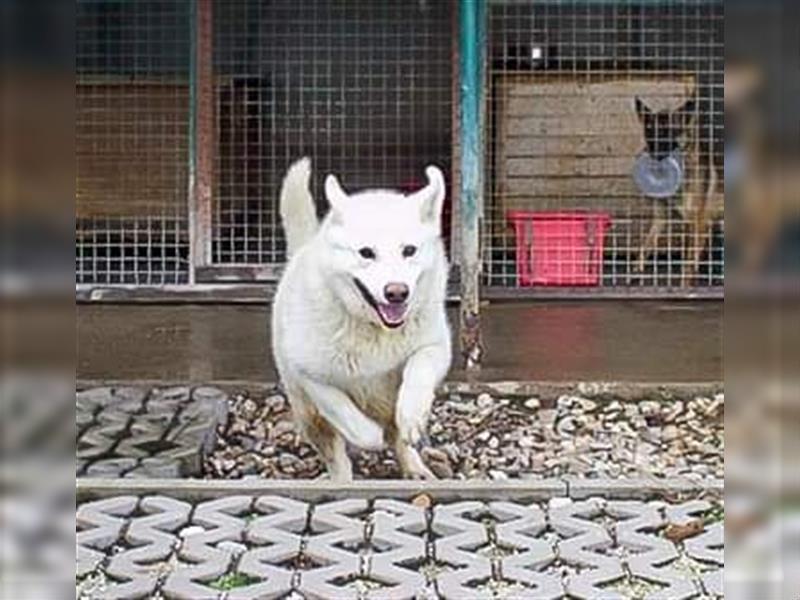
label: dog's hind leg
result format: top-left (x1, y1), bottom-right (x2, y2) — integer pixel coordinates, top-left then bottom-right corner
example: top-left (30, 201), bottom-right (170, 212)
top-left (284, 382), bottom-right (354, 481)
top-left (307, 415), bottom-right (353, 483)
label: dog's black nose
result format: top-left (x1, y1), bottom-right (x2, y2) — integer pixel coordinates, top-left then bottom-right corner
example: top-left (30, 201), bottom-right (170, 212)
top-left (384, 282), bottom-right (409, 304)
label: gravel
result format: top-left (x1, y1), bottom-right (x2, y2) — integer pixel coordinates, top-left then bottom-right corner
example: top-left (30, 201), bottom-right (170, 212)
top-left (204, 389), bottom-right (723, 481)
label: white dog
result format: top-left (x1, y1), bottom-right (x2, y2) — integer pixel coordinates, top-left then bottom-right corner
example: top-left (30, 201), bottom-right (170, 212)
top-left (271, 158), bottom-right (452, 481)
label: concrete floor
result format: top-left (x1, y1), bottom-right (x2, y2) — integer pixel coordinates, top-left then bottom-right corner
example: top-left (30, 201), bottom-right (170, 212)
top-left (77, 301), bottom-right (722, 383)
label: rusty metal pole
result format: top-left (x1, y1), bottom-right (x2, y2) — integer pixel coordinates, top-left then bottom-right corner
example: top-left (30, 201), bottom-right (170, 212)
top-left (189, 0), bottom-right (214, 283)
top-left (458, 0), bottom-right (486, 369)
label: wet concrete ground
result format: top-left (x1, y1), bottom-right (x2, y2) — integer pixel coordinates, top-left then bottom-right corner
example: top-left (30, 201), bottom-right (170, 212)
top-left (77, 301), bottom-right (721, 383)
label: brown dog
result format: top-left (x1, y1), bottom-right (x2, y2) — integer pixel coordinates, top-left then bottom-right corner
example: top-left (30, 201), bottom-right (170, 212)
top-left (634, 96), bottom-right (723, 286)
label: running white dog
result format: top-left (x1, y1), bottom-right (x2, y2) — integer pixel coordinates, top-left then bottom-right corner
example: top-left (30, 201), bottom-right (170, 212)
top-left (272, 158), bottom-right (452, 481)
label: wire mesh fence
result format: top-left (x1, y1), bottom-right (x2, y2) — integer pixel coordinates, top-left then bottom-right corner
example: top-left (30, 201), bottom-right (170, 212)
top-left (211, 0), bottom-right (454, 268)
top-left (75, 0), bottom-right (723, 296)
top-left (485, 0), bottom-right (724, 293)
top-left (76, 0), bottom-right (191, 285)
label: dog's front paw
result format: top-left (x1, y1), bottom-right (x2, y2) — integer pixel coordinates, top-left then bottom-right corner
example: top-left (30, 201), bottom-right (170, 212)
top-left (396, 402), bottom-right (429, 447)
top-left (352, 418), bottom-right (386, 451)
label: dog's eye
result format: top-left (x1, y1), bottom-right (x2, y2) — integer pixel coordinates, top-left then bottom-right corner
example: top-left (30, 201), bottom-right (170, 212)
top-left (402, 245), bottom-right (418, 258)
top-left (358, 247), bottom-right (376, 260)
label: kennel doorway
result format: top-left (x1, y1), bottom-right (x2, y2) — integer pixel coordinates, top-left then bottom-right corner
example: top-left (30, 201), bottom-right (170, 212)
top-left (205, 0), bottom-right (455, 281)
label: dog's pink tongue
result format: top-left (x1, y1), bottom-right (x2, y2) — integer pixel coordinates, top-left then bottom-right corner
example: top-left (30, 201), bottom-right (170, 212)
top-left (377, 303), bottom-right (407, 325)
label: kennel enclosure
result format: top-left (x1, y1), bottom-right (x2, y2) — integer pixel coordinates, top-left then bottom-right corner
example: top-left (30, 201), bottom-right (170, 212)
top-left (76, 0), bottom-right (723, 298)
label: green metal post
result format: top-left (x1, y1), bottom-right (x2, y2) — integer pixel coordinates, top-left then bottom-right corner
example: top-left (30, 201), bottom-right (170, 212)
top-left (458, 0), bottom-right (486, 369)
top-left (189, 0), bottom-right (213, 283)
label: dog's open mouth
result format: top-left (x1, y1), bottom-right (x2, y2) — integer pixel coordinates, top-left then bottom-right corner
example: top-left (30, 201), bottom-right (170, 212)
top-left (353, 278), bottom-right (407, 329)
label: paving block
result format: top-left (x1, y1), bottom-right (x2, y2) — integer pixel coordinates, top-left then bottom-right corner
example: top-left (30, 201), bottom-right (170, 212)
top-left (226, 496), bottom-right (310, 600)
top-left (162, 496), bottom-right (252, 600)
top-left (75, 489), bottom-right (724, 600)
top-left (96, 408), bottom-right (134, 427)
top-left (431, 501), bottom-right (492, 600)
top-left (367, 499), bottom-right (427, 600)
top-left (665, 500), bottom-right (712, 526)
top-left (685, 520), bottom-right (723, 598)
top-left (191, 386), bottom-right (229, 416)
top-left (684, 520), bottom-right (723, 565)
top-left (76, 406), bottom-right (96, 428)
top-left (77, 385), bottom-right (228, 478)
top-left (124, 457), bottom-right (183, 479)
top-left (700, 569), bottom-right (723, 597)
top-left (607, 501), bottom-right (697, 600)
top-left (76, 496), bottom-right (139, 577)
top-left (78, 422), bottom-right (128, 460)
top-left (300, 499), bottom-right (369, 600)
top-left (77, 386), bottom-right (115, 409)
top-left (104, 496), bottom-right (191, 600)
top-left (85, 458), bottom-right (138, 478)
top-left (550, 499), bottom-right (625, 600)
top-left (149, 386), bottom-right (192, 406)
top-left (115, 431), bottom-right (167, 460)
top-left (88, 386), bottom-right (147, 415)
top-left (489, 501), bottom-right (563, 599)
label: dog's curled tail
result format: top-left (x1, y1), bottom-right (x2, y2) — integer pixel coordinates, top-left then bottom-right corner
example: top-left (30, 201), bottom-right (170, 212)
top-left (280, 157), bottom-right (318, 258)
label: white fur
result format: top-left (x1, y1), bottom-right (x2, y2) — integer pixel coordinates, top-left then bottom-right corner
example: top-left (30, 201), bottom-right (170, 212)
top-left (272, 158), bottom-right (452, 480)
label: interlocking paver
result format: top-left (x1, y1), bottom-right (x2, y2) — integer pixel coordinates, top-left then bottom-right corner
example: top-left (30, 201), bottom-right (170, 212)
top-left (104, 496), bottom-right (191, 600)
top-left (85, 458), bottom-right (138, 478)
top-left (551, 498), bottom-right (626, 600)
top-left (77, 496), bottom-right (139, 577)
top-left (663, 500), bottom-right (723, 597)
top-left (124, 457), bottom-right (182, 478)
top-left (300, 499), bottom-right (369, 600)
top-left (432, 501), bottom-right (492, 599)
top-left (607, 501), bottom-right (697, 600)
top-left (75, 491), bottom-right (724, 600)
top-left (228, 496), bottom-right (308, 600)
top-left (78, 423), bottom-right (128, 461)
top-left (162, 496), bottom-right (252, 600)
top-left (489, 501), bottom-right (563, 599)
top-left (77, 385), bottom-right (227, 478)
top-left (368, 499), bottom-right (427, 600)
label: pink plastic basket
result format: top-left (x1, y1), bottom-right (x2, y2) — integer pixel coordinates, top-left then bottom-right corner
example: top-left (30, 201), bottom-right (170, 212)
top-left (508, 211), bottom-right (611, 286)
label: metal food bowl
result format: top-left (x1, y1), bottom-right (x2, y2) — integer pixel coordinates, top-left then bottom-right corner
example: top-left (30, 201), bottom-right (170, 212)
top-left (632, 150), bottom-right (684, 199)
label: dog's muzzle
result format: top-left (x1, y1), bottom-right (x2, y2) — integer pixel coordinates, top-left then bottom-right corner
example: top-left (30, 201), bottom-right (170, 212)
top-left (353, 277), bottom-right (408, 328)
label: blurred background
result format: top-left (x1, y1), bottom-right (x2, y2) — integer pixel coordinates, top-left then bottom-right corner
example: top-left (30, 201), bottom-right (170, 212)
top-left (1, 0), bottom-right (800, 598)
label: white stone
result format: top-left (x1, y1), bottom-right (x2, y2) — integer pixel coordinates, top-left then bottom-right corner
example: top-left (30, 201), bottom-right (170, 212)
top-left (218, 541), bottom-right (248, 557)
top-left (476, 393), bottom-right (493, 409)
top-left (179, 526), bottom-right (205, 538)
top-left (524, 397), bottom-right (541, 410)
top-left (549, 497), bottom-right (573, 509)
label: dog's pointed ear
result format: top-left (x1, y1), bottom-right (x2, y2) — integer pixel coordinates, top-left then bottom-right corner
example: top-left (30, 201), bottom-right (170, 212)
top-left (634, 96), bottom-right (649, 122)
top-left (410, 165), bottom-right (446, 226)
top-left (325, 173), bottom-right (348, 216)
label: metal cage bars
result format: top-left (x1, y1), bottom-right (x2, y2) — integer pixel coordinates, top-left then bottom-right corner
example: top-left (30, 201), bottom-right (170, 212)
top-left (76, 0), bottom-right (723, 307)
